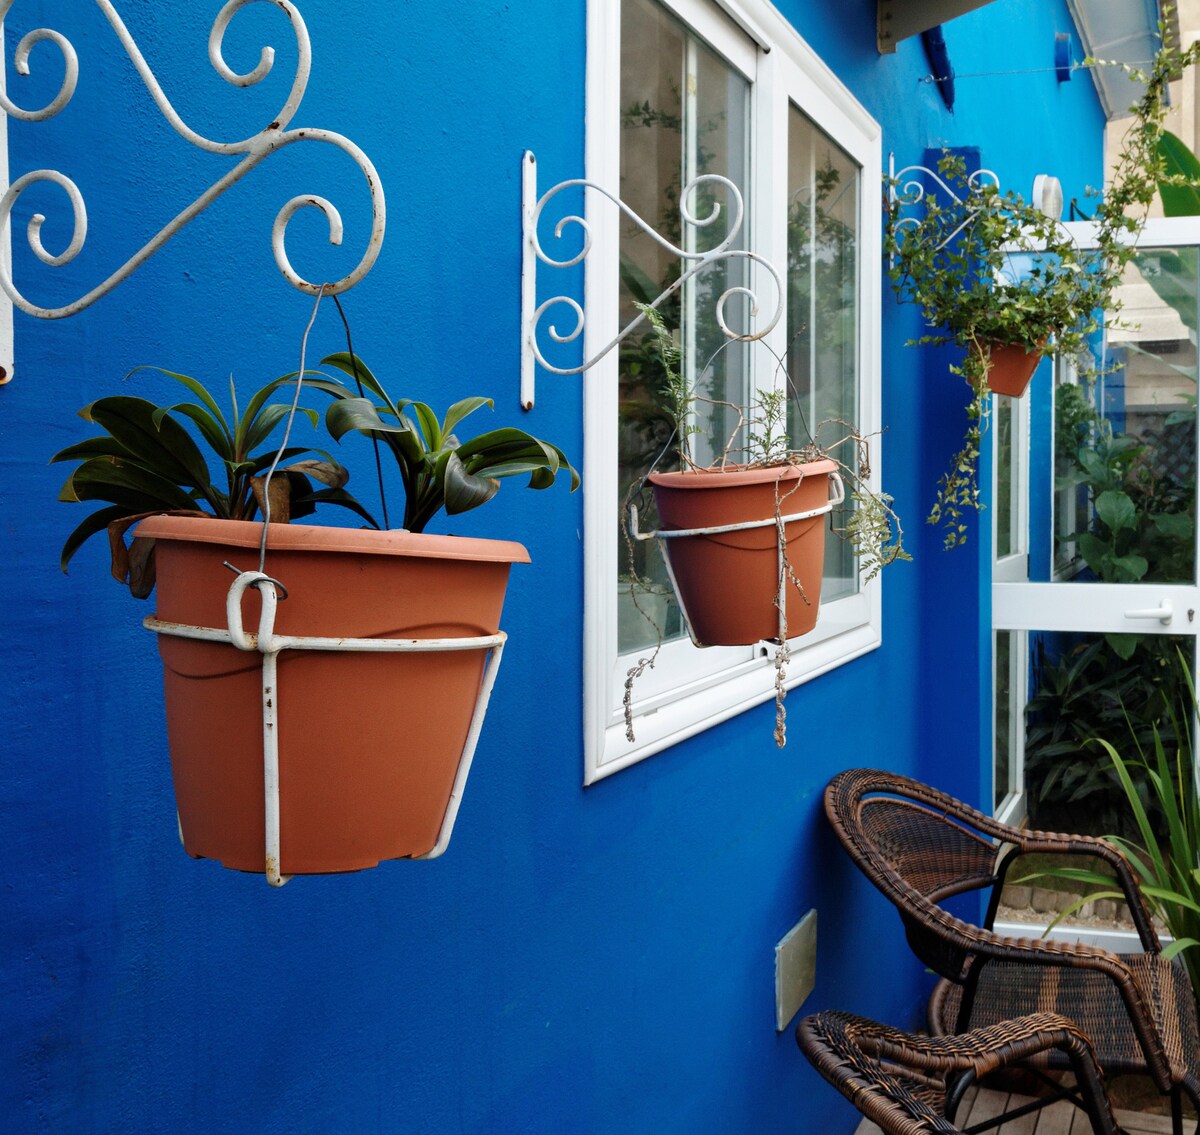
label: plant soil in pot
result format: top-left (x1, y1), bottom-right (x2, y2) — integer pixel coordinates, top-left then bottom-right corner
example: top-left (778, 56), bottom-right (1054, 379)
top-left (139, 515), bottom-right (529, 875)
top-left (646, 458), bottom-right (836, 646)
top-left (984, 341), bottom-right (1044, 397)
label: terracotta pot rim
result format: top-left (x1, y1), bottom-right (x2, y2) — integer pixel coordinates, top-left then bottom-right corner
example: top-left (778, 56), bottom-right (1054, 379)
top-left (984, 338), bottom-right (1047, 357)
top-left (136, 514), bottom-right (531, 565)
top-left (647, 457), bottom-right (836, 490)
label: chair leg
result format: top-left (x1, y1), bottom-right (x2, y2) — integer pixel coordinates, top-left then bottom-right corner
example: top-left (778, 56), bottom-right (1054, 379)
top-left (1172, 1085), bottom-right (1183, 1135)
top-left (944, 1070), bottom-right (975, 1125)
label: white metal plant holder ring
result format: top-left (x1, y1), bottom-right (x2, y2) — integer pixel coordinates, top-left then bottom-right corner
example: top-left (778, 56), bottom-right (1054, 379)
top-left (144, 572), bottom-right (507, 888)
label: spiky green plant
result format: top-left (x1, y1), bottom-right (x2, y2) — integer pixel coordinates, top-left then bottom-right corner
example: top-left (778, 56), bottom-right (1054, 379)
top-left (308, 353), bottom-right (579, 533)
top-left (52, 368), bottom-right (369, 595)
top-left (1041, 653), bottom-right (1200, 1001)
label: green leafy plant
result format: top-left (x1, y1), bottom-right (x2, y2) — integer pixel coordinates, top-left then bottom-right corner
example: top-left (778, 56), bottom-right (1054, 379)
top-left (308, 352), bottom-right (579, 533)
top-left (885, 24), bottom-right (1200, 548)
top-left (1025, 378), bottom-right (1194, 838)
top-left (1025, 636), bottom-right (1188, 841)
top-left (1157, 128), bottom-right (1200, 218)
top-left (621, 303), bottom-right (909, 746)
top-left (1036, 652), bottom-right (1200, 1002)
top-left (52, 368), bottom-right (368, 596)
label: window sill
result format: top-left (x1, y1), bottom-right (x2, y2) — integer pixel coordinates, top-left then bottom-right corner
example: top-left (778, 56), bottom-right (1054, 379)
top-left (585, 593), bottom-right (881, 784)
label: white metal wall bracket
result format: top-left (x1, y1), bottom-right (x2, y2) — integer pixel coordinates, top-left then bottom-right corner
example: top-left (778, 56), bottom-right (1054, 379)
top-left (520, 149), bottom-right (783, 411)
top-left (0, 0), bottom-right (386, 380)
top-left (887, 152), bottom-right (1063, 268)
top-left (886, 151), bottom-right (1001, 260)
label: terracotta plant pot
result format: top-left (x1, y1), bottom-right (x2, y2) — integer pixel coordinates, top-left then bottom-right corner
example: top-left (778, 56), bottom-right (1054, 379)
top-left (646, 459), bottom-right (836, 646)
top-left (984, 340), bottom-right (1045, 397)
top-left (137, 516), bottom-right (529, 874)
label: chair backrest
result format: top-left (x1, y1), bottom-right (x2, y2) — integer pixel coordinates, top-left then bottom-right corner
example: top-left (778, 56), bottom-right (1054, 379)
top-left (824, 769), bottom-right (1008, 980)
top-left (797, 1010), bottom-right (1118, 1135)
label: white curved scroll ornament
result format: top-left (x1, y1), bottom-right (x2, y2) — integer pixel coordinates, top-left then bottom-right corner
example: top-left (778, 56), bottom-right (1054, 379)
top-left (0, 0), bottom-right (386, 339)
top-left (886, 151), bottom-right (1000, 259)
top-left (520, 149), bottom-right (782, 410)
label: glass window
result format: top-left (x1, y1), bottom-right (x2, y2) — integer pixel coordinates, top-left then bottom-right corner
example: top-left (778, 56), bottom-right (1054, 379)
top-left (787, 104), bottom-right (859, 601)
top-left (584, 0), bottom-right (883, 779)
top-left (618, 0), bottom-right (751, 653)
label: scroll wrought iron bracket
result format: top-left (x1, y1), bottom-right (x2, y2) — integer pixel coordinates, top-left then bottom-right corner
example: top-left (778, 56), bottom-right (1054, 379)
top-left (0, 0), bottom-right (387, 383)
top-left (885, 151), bottom-right (1000, 268)
top-left (520, 149), bottom-right (783, 411)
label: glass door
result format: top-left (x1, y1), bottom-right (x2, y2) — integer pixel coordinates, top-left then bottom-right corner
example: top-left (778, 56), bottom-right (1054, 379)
top-left (994, 218), bottom-right (1200, 836)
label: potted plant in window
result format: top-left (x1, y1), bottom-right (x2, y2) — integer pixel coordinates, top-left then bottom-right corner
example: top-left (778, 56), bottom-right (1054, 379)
top-left (624, 305), bottom-right (907, 745)
top-left (53, 359), bottom-right (577, 879)
top-left (885, 29), bottom-right (1197, 548)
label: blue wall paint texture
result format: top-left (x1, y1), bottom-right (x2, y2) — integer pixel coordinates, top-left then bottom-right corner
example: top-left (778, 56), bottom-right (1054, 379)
top-left (0, 1), bottom-right (1106, 1132)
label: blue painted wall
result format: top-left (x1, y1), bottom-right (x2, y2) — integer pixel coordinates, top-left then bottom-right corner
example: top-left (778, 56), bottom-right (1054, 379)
top-left (1, 1), bottom-right (1106, 1132)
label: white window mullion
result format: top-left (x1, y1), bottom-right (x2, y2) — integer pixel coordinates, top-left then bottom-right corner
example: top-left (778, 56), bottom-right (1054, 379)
top-left (583, 0), bottom-right (625, 786)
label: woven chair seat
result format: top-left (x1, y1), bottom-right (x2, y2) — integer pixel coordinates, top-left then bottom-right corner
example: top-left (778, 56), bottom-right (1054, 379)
top-left (931, 953), bottom-right (1200, 1083)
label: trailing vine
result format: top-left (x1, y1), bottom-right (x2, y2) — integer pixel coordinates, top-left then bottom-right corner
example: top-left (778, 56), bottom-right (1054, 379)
top-left (886, 14), bottom-right (1200, 547)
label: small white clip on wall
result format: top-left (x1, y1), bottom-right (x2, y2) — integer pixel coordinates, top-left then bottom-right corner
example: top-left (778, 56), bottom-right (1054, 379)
top-left (520, 149), bottom-right (784, 410)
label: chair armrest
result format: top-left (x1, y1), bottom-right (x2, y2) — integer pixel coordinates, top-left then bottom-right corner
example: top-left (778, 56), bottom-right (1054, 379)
top-left (825, 770), bottom-right (1159, 952)
top-left (917, 901), bottom-right (1174, 1087)
top-left (1006, 830), bottom-right (1161, 952)
top-left (835, 1010), bottom-right (1097, 1075)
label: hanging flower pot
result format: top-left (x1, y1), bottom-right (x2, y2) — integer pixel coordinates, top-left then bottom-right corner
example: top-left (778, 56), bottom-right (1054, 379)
top-left (138, 515), bottom-right (529, 877)
top-left (984, 340), bottom-right (1045, 397)
top-left (645, 459), bottom-right (838, 646)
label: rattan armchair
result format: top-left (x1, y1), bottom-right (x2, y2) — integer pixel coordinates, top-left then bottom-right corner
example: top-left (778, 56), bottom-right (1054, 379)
top-left (797, 1010), bottom-right (1119, 1135)
top-left (824, 769), bottom-right (1200, 1133)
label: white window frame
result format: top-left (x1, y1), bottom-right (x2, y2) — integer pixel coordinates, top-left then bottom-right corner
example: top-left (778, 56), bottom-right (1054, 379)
top-left (583, 0), bottom-right (883, 783)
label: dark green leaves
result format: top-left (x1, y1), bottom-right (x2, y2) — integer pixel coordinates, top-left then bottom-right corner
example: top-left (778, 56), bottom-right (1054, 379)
top-left (52, 368), bottom-right (365, 588)
top-left (315, 352), bottom-right (579, 533)
top-left (1156, 129), bottom-right (1200, 218)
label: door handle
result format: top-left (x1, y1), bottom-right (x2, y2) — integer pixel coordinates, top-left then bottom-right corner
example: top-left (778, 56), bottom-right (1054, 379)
top-left (1123, 601), bottom-right (1173, 625)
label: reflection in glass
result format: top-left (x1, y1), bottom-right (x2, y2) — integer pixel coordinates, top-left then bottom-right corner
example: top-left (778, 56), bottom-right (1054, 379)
top-left (786, 103), bottom-right (859, 602)
top-left (994, 631), bottom-right (1011, 811)
top-left (617, 0), bottom-right (752, 651)
top-left (996, 398), bottom-right (1014, 560)
top-left (1051, 246), bottom-right (1198, 588)
top-left (1024, 630), bottom-right (1192, 839)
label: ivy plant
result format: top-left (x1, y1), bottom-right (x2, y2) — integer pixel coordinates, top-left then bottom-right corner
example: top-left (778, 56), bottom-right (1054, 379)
top-left (885, 25), bottom-right (1200, 548)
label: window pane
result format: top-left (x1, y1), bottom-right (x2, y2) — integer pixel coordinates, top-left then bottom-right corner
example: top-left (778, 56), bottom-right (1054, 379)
top-left (1046, 246), bottom-right (1199, 587)
top-left (786, 103), bottom-right (859, 601)
top-left (1025, 631), bottom-right (1192, 839)
top-left (618, 0), bottom-right (751, 652)
top-left (996, 397), bottom-right (1014, 560)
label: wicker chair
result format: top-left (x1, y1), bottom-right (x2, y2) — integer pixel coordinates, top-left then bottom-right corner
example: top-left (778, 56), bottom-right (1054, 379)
top-left (796, 1010), bottom-right (1119, 1135)
top-left (824, 769), bottom-right (1200, 1135)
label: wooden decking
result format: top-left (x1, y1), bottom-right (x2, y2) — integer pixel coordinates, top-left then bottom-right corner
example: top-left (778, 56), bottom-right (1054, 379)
top-left (853, 1085), bottom-right (1177, 1135)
